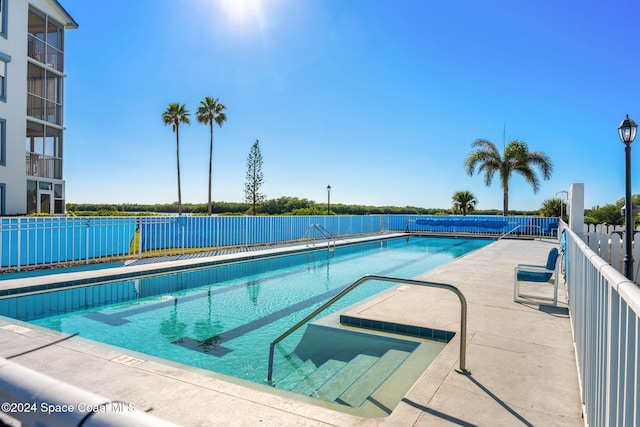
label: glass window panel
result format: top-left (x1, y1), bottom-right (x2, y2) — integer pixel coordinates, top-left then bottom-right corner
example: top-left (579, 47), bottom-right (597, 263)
top-left (40, 193), bottom-right (51, 213)
top-left (54, 158), bottom-right (62, 179)
top-left (0, 119), bottom-right (4, 165)
top-left (45, 127), bottom-right (61, 158)
top-left (28, 35), bottom-right (46, 63)
top-left (46, 18), bottom-right (63, 50)
top-left (27, 181), bottom-right (37, 214)
top-left (45, 73), bottom-right (62, 104)
top-left (54, 184), bottom-right (62, 198)
top-left (27, 95), bottom-right (44, 120)
top-left (54, 199), bottom-right (64, 215)
top-left (45, 101), bottom-right (54, 123)
top-left (56, 134), bottom-right (63, 158)
top-left (44, 136), bottom-right (54, 156)
top-left (38, 182), bottom-right (52, 191)
top-left (28, 9), bottom-right (46, 41)
top-left (0, 0), bottom-right (4, 35)
top-left (26, 122), bottom-right (45, 155)
top-left (27, 64), bottom-right (44, 96)
top-left (34, 134), bottom-right (43, 155)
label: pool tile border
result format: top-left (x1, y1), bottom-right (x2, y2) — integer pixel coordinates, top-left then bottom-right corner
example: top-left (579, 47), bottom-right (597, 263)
top-left (339, 315), bottom-right (455, 343)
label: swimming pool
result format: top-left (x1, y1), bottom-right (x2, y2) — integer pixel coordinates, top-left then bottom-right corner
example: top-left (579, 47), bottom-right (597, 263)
top-left (0, 236), bottom-right (491, 413)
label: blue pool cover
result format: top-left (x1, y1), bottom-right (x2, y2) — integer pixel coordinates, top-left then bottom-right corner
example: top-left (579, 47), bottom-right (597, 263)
top-left (415, 218), bottom-right (509, 229)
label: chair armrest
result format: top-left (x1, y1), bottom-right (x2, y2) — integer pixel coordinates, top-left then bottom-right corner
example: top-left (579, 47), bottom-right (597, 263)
top-left (515, 264), bottom-right (554, 274)
top-left (516, 263), bottom-right (543, 269)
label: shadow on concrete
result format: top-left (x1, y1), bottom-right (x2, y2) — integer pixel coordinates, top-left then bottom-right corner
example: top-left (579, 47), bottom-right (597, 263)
top-left (401, 398), bottom-right (476, 426)
top-left (402, 374), bottom-right (534, 426)
top-left (517, 301), bottom-right (570, 318)
top-left (466, 375), bottom-right (534, 427)
top-left (538, 305), bottom-right (569, 317)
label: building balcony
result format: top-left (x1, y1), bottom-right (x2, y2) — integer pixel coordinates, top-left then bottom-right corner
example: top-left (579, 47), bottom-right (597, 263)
top-left (26, 152), bottom-right (62, 180)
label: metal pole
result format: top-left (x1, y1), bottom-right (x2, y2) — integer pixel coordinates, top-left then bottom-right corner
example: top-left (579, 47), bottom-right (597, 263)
top-left (85, 219), bottom-right (90, 265)
top-left (16, 218), bottom-right (21, 272)
top-left (624, 142), bottom-right (634, 281)
top-left (327, 187), bottom-right (330, 215)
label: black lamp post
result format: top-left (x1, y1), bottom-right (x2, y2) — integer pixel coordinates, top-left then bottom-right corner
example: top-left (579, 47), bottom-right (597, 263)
top-left (327, 185), bottom-right (331, 215)
top-left (619, 114), bottom-right (638, 281)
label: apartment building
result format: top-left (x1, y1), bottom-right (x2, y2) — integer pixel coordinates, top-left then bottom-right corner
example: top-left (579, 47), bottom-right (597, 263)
top-left (0, 0), bottom-right (76, 214)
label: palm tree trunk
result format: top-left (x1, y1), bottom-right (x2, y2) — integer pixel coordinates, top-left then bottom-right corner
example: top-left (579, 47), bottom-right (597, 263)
top-left (176, 125), bottom-right (182, 216)
top-left (208, 123), bottom-right (213, 216)
top-left (502, 187), bottom-right (508, 216)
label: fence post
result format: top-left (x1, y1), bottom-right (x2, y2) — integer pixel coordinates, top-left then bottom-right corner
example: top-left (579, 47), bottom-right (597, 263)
top-left (181, 218), bottom-right (185, 255)
top-left (16, 218), bottom-right (21, 272)
top-left (85, 219), bottom-right (90, 265)
top-left (138, 217), bottom-right (143, 260)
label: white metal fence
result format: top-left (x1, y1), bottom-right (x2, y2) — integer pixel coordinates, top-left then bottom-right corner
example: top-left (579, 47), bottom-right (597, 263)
top-left (0, 215), bottom-right (390, 271)
top-left (0, 214), bottom-right (559, 271)
top-left (564, 223), bottom-right (640, 426)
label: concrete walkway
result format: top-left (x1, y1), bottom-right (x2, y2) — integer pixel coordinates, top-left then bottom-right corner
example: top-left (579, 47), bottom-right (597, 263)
top-left (0, 237), bottom-right (583, 426)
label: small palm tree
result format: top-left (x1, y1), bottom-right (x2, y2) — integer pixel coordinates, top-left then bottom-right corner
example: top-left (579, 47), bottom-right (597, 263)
top-left (464, 139), bottom-right (552, 216)
top-left (196, 97), bottom-right (227, 215)
top-left (452, 190), bottom-right (477, 215)
top-left (540, 198), bottom-right (564, 218)
top-left (162, 103), bottom-right (191, 216)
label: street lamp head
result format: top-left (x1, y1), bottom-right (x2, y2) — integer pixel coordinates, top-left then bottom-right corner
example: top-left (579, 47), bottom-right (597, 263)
top-left (619, 114), bottom-right (638, 144)
top-left (327, 185), bottom-right (331, 193)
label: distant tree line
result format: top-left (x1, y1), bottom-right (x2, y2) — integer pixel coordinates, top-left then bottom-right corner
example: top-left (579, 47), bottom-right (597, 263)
top-left (584, 195), bottom-right (640, 226)
top-left (66, 197), bottom-right (544, 217)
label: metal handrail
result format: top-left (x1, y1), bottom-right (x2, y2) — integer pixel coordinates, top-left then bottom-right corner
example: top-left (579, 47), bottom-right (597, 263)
top-left (306, 224), bottom-right (335, 249)
top-left (267, 274), bottom-right (469, 385)
top-left (499, 224), bottom-right (525, 239)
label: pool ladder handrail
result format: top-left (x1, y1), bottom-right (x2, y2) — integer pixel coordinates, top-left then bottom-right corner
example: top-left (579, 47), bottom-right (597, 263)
top-left (267, 274), bottom-right (469, 385)
top-left (306, 224), bottom-right (335, 249)
top-left (499, 223), bottom-right (544, 239)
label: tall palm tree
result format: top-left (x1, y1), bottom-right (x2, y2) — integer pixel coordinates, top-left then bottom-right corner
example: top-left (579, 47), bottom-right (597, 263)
top-left (162, 103), bottom-right (190, 216)
top-left (465, 139), bottom-right (552, 216)
top-left (196, 97), bottom-right (227, 215)
top-left (452, 190), bottom-right (477, 216)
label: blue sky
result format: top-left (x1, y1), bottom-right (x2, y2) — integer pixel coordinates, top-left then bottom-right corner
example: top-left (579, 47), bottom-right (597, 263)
top-left (61, 0), bottom-right (640, 211)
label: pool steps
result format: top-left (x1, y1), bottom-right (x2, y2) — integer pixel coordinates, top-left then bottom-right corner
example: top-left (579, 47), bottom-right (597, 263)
top-left (336, 349), bottom-right (410, 407)
top-left (272, 324), bottom-right (416, 408)
top-left (275, 347), bottom-right (411, 408)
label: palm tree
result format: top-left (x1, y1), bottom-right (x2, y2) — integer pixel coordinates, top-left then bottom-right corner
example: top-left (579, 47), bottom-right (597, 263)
top-left (196, 97), bottom-right (227, 215)
top-left (452, 190), bottom-right (477, 215)
top-left (464, 139), bottom-right (552, 216)
top-left (162, 103), bottom-right (190, 216)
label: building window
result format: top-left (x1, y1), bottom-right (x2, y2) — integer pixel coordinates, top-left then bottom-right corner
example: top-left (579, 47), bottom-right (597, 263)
top-left (26, 122), bottom-right (62, 179)
top-left (0, 0), bottom-right (7, 39)
top-left (0, 52), bottom-right (10, 102)
top-left (0, 118), bottom-right (5, 167)
top-left (0, 61), bottom-right (6, 102)
top-left (27, 180), bottom-right (36, 214)
top-left (27, 63), bottom-right (62, 124)
top-left (28, 7), bottom-right (64, 72)
top-left (0, 183), bottom-right (5, 215)
top-left (54, 183), bottom-right (64, 214)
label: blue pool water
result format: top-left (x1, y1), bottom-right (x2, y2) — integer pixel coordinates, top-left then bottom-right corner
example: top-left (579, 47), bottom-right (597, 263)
top-left (0, 236), bottom-right (491, 386)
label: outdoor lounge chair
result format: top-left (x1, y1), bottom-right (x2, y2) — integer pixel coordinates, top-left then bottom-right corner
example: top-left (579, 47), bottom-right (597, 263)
top-left (513, 247), bottom-right (559, 307)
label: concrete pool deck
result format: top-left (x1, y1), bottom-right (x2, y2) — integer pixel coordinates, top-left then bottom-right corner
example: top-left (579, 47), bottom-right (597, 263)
top-left (0, 236), bottom-right (583, 426)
